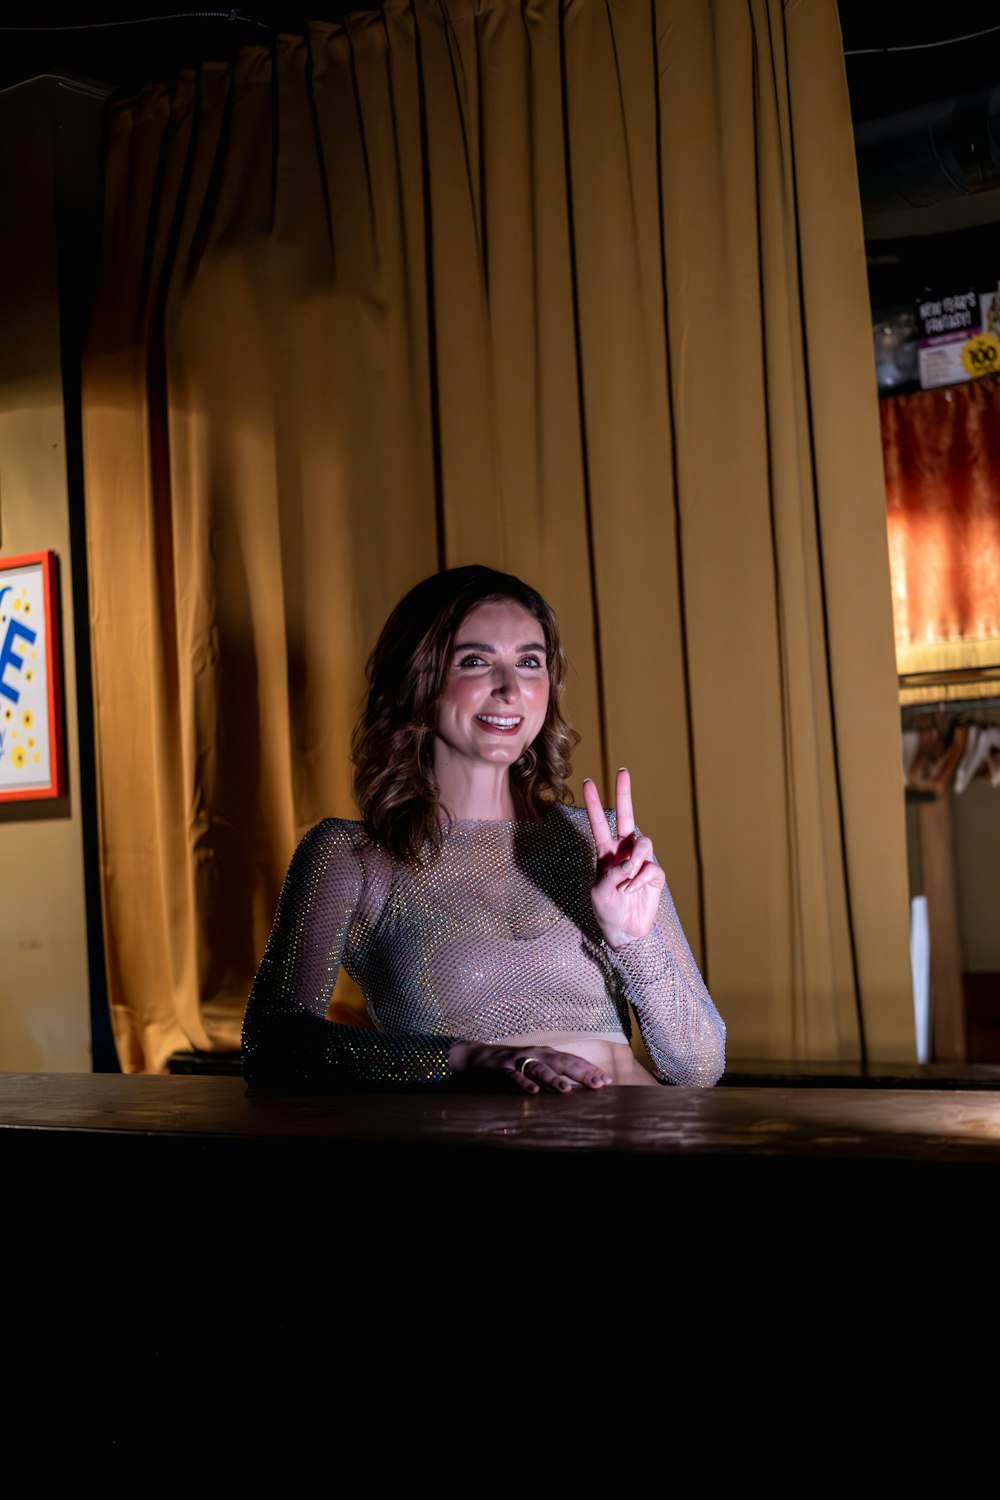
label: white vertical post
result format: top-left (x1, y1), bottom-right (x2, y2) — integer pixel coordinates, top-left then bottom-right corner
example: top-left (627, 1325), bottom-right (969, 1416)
top-left (910, 894), bottom-right (931, 1065)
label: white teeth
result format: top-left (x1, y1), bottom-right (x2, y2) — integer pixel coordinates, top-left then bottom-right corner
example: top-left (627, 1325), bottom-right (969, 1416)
top-left (477, 715), bottom-right (521, 727)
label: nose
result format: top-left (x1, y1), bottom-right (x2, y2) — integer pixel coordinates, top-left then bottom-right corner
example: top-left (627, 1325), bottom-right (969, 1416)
top-left (491, 665), bottom-right (519, 703)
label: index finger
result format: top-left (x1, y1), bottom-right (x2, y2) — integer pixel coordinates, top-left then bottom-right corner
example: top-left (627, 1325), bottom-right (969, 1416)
top-left (616, 766), bottom-right (635, 841)
top-left (582, 777), bottom-right (614, 852)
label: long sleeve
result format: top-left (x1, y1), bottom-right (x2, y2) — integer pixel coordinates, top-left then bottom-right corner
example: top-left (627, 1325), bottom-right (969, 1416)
top-left (241, 821), bottom-right (458, 1091)
top-left (602, 873), bottom-right (726, 1088)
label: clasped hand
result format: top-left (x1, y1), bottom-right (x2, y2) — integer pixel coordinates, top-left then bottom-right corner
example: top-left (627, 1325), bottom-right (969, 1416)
top-left (448, 1042), bottom-right (613, 1094)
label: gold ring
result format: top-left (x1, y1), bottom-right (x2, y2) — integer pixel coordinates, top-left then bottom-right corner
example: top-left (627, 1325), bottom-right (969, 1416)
top-left (518, 1056), bottom-right (539, 1075)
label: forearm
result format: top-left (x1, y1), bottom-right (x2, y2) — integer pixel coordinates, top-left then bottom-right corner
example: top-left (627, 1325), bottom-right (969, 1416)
top-left (241, 1007), bottom-right (458, 1092)
top-left (603, 930), bottom-right (726, 1087)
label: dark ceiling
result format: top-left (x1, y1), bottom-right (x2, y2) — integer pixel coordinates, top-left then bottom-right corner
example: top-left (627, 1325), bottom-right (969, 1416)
top-left (0, 7), bottom-right (347, 89)
top-left (840, 1), bottom-right (1000, 313)
top-left (840, 1), bottom-right (1000, 120)
top-left (2, 3), bottom-right (998, 312)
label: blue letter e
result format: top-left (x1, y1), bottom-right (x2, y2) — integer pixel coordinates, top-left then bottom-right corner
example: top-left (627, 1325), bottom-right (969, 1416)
top-left (0, 619), bottom-right (37, 704)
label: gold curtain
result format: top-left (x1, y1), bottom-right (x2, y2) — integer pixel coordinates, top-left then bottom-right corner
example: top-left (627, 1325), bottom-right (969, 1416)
top-left (884, 374), bottom-right (1000, 704)
top-left (81, 0), bottom-right (914, 1074)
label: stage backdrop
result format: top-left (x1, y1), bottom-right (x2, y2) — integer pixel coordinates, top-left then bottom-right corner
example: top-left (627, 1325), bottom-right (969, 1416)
top-left (81, 0), bottom-right (913, 1074)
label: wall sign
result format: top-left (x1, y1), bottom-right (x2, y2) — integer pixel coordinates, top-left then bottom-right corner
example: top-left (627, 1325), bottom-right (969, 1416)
top-left (0, 551), bottom-right (65, 801)
top-left (914, 287), bottom-right (981, 390)
top-left (907, 284), bottom-right (1000, 391)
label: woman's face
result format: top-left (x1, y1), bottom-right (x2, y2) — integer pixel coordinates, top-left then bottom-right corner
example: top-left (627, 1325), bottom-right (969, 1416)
top-left (433, 598), bottom-right (551, 772)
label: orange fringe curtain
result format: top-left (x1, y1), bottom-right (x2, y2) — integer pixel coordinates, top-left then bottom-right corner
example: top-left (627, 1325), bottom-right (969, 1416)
top-left (884, 374), bottom-right (1000, 702)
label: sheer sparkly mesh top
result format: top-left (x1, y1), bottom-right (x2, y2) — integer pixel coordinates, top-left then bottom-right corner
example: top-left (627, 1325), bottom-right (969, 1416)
top-left (241, 804), bottom-right (725, 1090)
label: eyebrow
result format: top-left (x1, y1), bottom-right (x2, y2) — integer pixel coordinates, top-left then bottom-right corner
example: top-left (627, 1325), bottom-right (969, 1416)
top-left (453, 640), bottom-right (548, 654)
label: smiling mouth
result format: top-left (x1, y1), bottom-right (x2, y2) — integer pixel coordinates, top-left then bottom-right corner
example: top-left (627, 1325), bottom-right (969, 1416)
top-left (475, 715), bottom-right (523, 734)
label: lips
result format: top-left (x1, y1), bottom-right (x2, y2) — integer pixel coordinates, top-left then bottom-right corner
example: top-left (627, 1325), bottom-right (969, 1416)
top-left (475, 714), bottom-right (523, 734)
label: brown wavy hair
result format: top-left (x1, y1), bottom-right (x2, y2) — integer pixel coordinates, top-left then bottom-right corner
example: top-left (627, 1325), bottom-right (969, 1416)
top-left (352, 564), bottom-right (580, 863)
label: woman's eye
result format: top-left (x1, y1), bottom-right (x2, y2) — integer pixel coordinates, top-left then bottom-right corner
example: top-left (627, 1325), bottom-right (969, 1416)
top-left (455, 653), bottom-right (544, 669)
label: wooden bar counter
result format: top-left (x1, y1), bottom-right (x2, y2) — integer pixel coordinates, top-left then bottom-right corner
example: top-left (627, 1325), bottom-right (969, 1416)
top-left (3, 1067), bottom-right (1000, 1163)
top-left (5, 1070), bottom-right (995, 1410)
top-left (6, 1067), bottom-right (1000, 1178)
top-left (5, 1068), bottom-right (999, 1223)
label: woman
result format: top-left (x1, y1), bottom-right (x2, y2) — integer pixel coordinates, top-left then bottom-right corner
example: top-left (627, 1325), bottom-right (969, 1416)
top-left (241, 565), bottom-right (725, 1092)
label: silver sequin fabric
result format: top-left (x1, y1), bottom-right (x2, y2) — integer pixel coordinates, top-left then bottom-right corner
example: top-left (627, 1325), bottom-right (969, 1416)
top-left (241, 804), bottom-right (726, 1090)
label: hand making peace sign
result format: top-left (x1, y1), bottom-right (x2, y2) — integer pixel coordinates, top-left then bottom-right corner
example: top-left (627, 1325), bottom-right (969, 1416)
top-left (583, 767), bottom-right (666, 951)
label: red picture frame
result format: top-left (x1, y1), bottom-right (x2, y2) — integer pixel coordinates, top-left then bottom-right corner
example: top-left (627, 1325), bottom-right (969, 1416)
top-left (0, 550), bottom-right (65, 801)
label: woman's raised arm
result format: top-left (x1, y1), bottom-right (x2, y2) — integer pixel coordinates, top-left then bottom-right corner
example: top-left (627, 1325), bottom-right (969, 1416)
top-left (583, 769), bottom-right (726, 1087)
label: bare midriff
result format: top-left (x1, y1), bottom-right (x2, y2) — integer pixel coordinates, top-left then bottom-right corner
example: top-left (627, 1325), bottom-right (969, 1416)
top-left (499, 1030), bottom-right (661, 1087)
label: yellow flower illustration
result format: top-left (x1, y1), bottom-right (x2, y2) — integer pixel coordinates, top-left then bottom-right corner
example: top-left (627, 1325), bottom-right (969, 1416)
top-left (33, 753), bottom-right (40, 764)
top-left (12, 746), bottom-right (26, 769)
top-left (23, 601), bottom-right (31, 615)
top-left (3, 707), bottom-right (11, 721)
top-left (13, 597), bottom-right (21, 612)
top-left (27, 737), bottom-right (35, 748)
top-left (22, 709), bottom-right (33, 728)
top-left (25, 670), bottom-right (33, 682)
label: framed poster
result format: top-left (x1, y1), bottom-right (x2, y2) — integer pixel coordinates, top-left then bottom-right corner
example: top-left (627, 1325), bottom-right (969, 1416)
top-left (0, 551), bottom-right (65, 801)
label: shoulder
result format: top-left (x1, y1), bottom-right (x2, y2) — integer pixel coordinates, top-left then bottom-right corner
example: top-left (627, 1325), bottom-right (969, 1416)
top-left (550, 802), bottom-right (615, 837)
top-left (555, 803), bottom-right (591, 829)
top-left (546, 801), bottom-right (599, 849)
top-left (290, 815), bottom-right (364, 852)
top-left (299, 816), bottom-right (368, 848)
top-left (288, 817), bottom-right (374, 883)
top-left (549, 801), bottom-right (635, 846)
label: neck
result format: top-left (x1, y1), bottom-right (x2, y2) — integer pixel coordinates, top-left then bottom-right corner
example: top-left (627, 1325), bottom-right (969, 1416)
top-left (432, 747), bottom-right (520, 822)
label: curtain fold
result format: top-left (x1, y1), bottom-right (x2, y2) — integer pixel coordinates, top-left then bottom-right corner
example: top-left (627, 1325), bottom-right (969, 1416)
top-left (82, 0), bottom-right (914, 1074)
